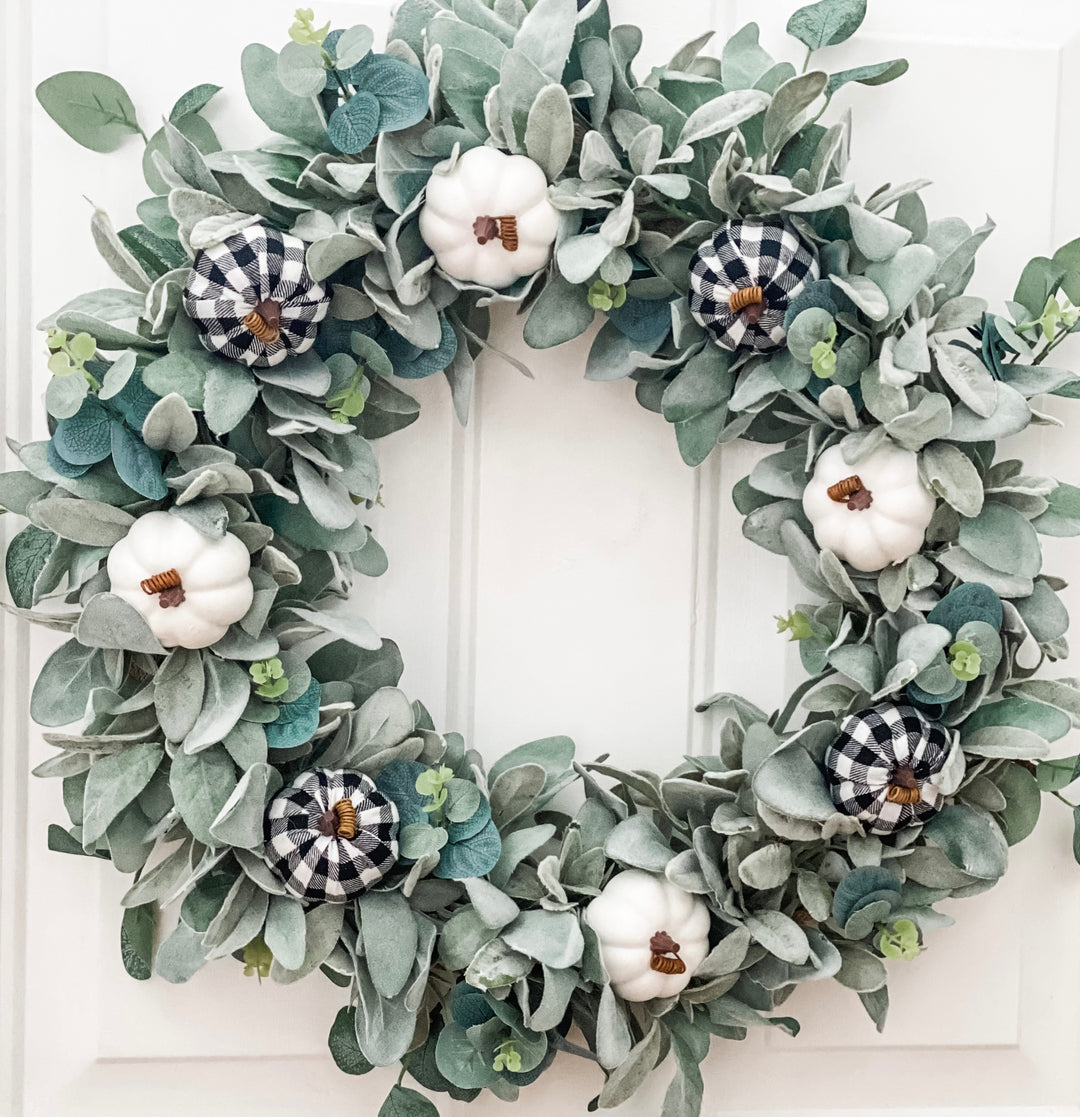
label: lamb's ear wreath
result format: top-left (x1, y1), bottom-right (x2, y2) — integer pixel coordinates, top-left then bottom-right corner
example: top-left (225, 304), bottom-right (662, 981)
top-left (16, 1), bottom-right (1080, 1113)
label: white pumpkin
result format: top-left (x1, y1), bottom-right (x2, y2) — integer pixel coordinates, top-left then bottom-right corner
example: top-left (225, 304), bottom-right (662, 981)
top-left (107, 511), bottom-right (255, 649)
top-left (585, 869), bottom-right (710, 1001)
top-left (802, 441), bottom-right (936, 572)
top-left (418, 146), bottom-right (560, 289)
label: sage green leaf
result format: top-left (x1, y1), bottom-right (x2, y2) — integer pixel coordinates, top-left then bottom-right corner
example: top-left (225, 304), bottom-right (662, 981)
top-left (75, 593), bottom-right (167, 655)
top-left (763, 71), bottom-right (826, 157)
top-left (834, 943), bottom-right (886, 992)
top-left (949, 382), bottom-right (1031, 441)
top-left (463, 877), bottom-right (519, 930)
top-left (464, 938), bottom-right (532, 989)
top-left (737, 843), bottom-right (793, 890)
top-left (523, 274), bottom-right (595, 348)
top-left (501, 909), bottom-right (583, 968)
top-left (154, 648), bottom-right (205, 742)
top-left (744, 910), bottom-right (809, 965)
top-left (203, 363), bottom-right (259, 436)
top-left (845, 204), bottom-right (910, 262)
top-left (277, 41), bottom-right (328, 96)
top-left (185, 657), bottom-right (251, 752)
top-left (0, 470), bottom-right (53, 516)
top-left (28, 496), bottom-right (133, 546)
top-left (525, 83), bottom-right (573, 180)
top-left (169, 744), bottom-right (237, 846)
top-left (272, 903), bottom-right (344, 981)
top-left (932, 341), bottom-right (997, 418)
top-left (36, 71), bottom-right (143, 152)
top-left (829, 273), bottom-right (888, 320)
top-left (604, 814), bottom-right (673, 872)
top-left (241, 43), bottom-right (331, 151)
top-left (722, 22), bottom-right (774, 90)
top-left (864, 244), bottom-right (936, 321)
top-left (919, 441), bottom-right (983, 517)
top-left (489, 763), bottom-right (546, 829)
top-left (958, 503), bottom-right (1041, 578)
top-left (923, 803), bottom-right (1008, 880)
top-left (678, 89), bottom-right (770, 147)
top-left (787, 0), bottom-right (867, 51)
top-left (597, 1020), bottom-right (662, 1109)
top-left (82, 742), bottom-right (163, 845)
top-left (938, 546), bottom-right (1033, 599)
top-left (962, 726), bottom-right (1051, 761)
top-left (154, 921), bottom-right (208, 984)
top-left (204, 876), bottom-right (269, 958)
top-left (31, 639), bottom-right (106, 727)
top-left (209, 762), bottom-right (282, 849)
top-left (489, 823), bottom-right (555, 889)
top-left (796, 871), bottom-right (833, 923)
top-left (993, 764), bottom-right (1041, 846)
top-left (752, 745), bottom-right (835, 822)
top-left (1015, 579), bottom-right (1069, 643)
top-left (262, 894), bottom-right (307, 972)
top-left (142, 393), bottom-right (197, 452)
top-left (359, 890), bottom-right (418, 999)
top-left (513, 0), bottom-right (576, 82)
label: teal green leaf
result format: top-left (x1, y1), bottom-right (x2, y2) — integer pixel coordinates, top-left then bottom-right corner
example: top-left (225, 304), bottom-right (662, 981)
top-left (787, 0), bottom-right (867, 52)
top-left (6, 524), bottom-right (57, 609)
top-left (826, 59), bottom-right (908, 96)
top-left (327, 92), bottom-right (381, 155)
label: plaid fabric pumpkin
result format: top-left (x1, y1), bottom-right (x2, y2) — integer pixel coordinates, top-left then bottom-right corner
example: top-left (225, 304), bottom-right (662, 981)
top-left (182, 225), bottom-right (331, 369)
top-left (688, 217), bottom-right (819, 353)
top-left (263, 768), bottom-right (399, 903)
top-left (825, 702), bottom-right (952, 835)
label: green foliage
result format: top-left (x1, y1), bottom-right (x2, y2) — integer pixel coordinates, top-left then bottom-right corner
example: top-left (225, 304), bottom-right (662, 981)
top-left (18, 5), bottom-right (1080, 1115)
top-left (242, 933), bottom-right (274, 979)
top-left (36, 71), bottom-right (145, 151)
top-left (875, 919), bottom-right (920, 961)
top-left (249, 657), bottom-right (289, 699)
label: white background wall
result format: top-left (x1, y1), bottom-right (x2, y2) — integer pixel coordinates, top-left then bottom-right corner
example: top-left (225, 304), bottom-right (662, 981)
top-left (4, 1), bottom-right (1080, 1114)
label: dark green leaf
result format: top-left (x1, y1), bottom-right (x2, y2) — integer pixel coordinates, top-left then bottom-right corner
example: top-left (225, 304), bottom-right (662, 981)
top-left (120, 903), bottom-right (156, 980)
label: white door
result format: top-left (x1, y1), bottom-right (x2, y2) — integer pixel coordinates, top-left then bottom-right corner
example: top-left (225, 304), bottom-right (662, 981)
top-left (4, 1), bottom-right (1080, 1114)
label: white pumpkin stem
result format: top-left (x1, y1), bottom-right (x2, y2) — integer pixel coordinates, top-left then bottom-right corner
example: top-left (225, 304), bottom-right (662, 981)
top-left (649, 930), bottom-right (686, 975)
top-left (827, 474), bottom-right (873, 510)
top-left (472, 215), bottom-right (519, 251)
top-left (140, 568), bottom-right (186, 609)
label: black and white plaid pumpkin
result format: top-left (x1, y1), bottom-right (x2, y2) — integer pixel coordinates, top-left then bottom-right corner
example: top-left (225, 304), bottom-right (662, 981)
top-left (182, 225), bottom-right (331, 369)
top-left (688, 217), bottom-right (819, 353)
top-left (263, 768), bottom-right (399, 903)
top-left (825, 702), bottom-right (952, 835)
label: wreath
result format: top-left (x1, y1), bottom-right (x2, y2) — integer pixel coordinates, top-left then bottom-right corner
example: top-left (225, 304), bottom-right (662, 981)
top-left (13, 1), bottom-right (1080, 1114)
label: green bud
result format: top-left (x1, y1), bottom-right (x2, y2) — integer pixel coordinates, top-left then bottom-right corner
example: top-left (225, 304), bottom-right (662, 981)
top-left (775, 610), bottom-right (813, 642)
top-left (809, 320), bottom-right (838, 379)
top-left (948, 639), bottom-right (982, 682)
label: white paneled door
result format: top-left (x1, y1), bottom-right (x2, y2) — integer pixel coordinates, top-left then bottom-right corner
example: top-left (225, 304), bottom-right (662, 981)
top-left (4, 1), bottom-right (1080, 1115)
